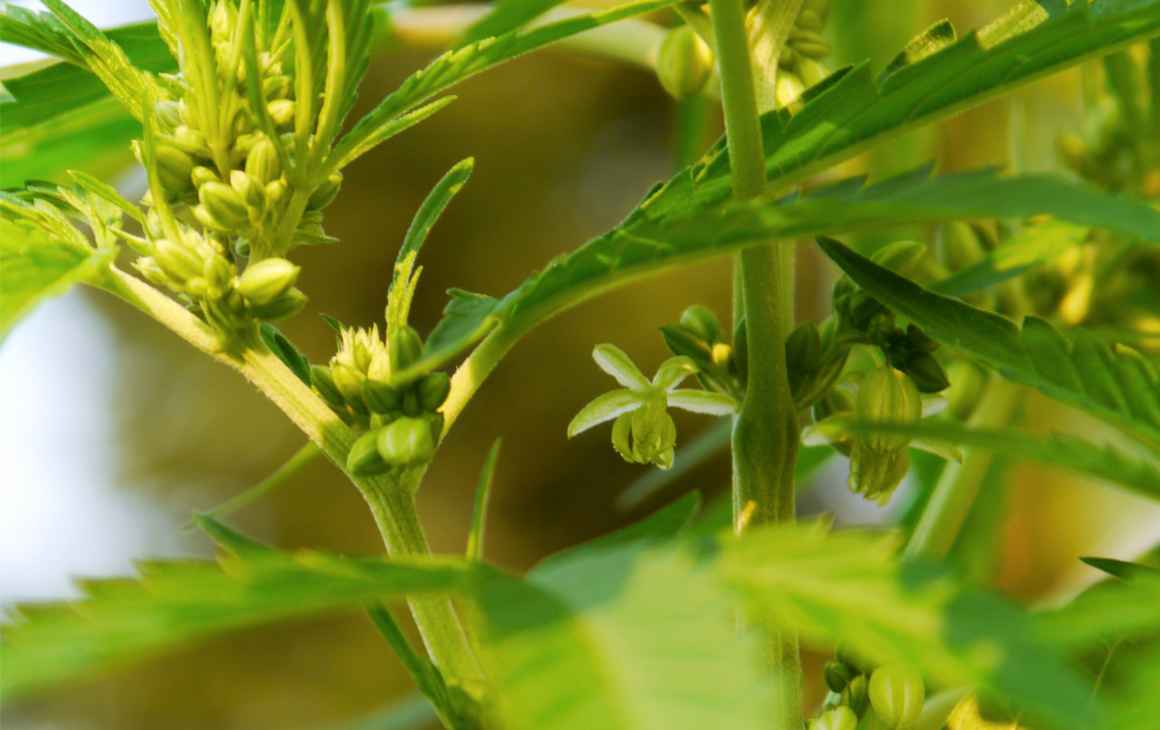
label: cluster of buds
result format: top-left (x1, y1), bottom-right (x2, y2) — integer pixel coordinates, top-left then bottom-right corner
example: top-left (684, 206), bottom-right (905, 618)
top-left (134, 224), bottom-right (305, 337)
top-left (814, 650), bottom-right (925, 730)
top-left (568, 343), bottom-right (737, 470)
top-left (144, 0), bottom-right (341, 258)
top-left (660, 305), bottom-right (743, 399)
top-left (773, 0), bottom-right (832, 108)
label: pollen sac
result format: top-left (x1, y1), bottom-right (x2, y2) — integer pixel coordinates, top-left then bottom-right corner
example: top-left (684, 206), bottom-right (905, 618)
top-left (656, 26), bottom-right (714, 100)
top-left (237, 258), bottom-right (300, 306)
top-left (347, 429), bottom-right (388, 476)
top-left (807, 706), bottom-right (857, 730)
top-left (377, 416), bottom-right (437, 467)
top-left (611, 400), bottom-right (678, 470)
top-left (868, 664), bottom-right (925, 729)
top-left (848, 367), bottom-right (922, 502)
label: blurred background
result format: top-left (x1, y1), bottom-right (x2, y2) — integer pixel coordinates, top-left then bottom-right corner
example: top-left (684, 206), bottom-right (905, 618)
top-left (2, 0), bottom-right (1158, 727)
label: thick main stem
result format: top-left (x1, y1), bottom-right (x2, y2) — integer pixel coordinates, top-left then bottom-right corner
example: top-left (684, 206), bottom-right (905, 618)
top-left (707, 0), bottom-right (801, 725)
top-left (98, 270), bottom-right (482, 686)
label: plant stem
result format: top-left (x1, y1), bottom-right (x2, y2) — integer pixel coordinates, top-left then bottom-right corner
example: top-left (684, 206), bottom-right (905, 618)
top-left (707, 0), bottom-right (801, 724)
top-left (904, 378), bottom-right (1022, 561)
top-left (96, 269), bottom-right (482, 686)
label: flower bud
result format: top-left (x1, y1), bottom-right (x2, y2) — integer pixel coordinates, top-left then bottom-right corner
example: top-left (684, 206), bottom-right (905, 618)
top-left (310, 365), bottom-right (346, 408)
top-left (267, 99), bottom-right (296, 128)
top-left (796, 56), bottom-right (830, 87)
top-left (347, 429), bottom-right (388, 476)
top-left (1056, 132), bottom-right (1089, 172)
top-left (331, 362), bottom-right (366, 403)
top-left (417, 372), bottom-right (451, 411)
top-left (172, 125), bottom-right (208, 156)
top-left (264, 179), bottom-right (288, 205)
top-left (245, 137), bottom-right (281, 184)
top-left (943, 360), bottom-right (984, 420)
top-left (230, 170), bottom-right (264, 210)
top-left (153, 238), bottom-right (203, 281)
top-left (363, 379), bottom-right (402, 414)
top-left (193, 204), bottom-right (226, 231)
top-left (808, 707), bottom-right (857, 730)
top-left (199, 181), bottom-right (249, 228)
top-left (154, 100), bottom-right (182, 129)
top-left (156, 145), bottom-right (194, 193)
top-left (856, 367), bottom-right (921, 452)
top-left (389, 326), bottom-right (424, 373)
top-left (191, 165), bottom-right (219, 189)
top-left (203, 252), bottom-right (234, 293)
top-left (656, 26), bottom-right (714, 100)
top-left (237, 258), bottom-right (300, 305)
top-left (377, 416), bottom-right (436, 466)
top-left (678, 304), bottom-right (722, 344)
top-left (308, 172), bottom-right (343, 210)
top-left (247, 288), bottom-right (307, 320)
top-left (846, 675), bottom-right (869, 717)
top-left (775, 72), bottom-right (806, 108)
top-left (611, 400), bottom-right (677, 470)
top-left (824, 660), bottom-right (853, 694)
top-left (262, 74), bottom-right (291, 99)
top-left (134, 256), bottom-right (176, 289)
top-left (868, 664), bottom-right (924, 729)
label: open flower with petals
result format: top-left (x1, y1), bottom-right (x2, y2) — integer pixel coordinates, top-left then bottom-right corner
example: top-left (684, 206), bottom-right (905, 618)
top-left (567, 344), bottom-right (738, 469)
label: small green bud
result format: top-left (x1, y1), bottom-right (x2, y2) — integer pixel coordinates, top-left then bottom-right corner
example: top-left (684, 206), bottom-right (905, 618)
top-left (172, 125), bottom-right (208, 156)
top-left (262, 74), bottom-right (291, 99)
top-left (135, 257), bottom-right (177, 289)
top-left (331, 362), bottom-right (366, 404)
top-left (247, 287), bottom-right (307, 320)
top-left (245, 137), bottom-right (281, 184)
top-left (230, 169), bottom-right (264, 210)
top-left (310, 365), bottom-right (346, 408)
top-left (153, 238), bottom-right (202, 281)
top-left (856, 367), bottom-right (922, 452)
top-left (192, 204), bottom-right (225, 231)
top-left (1056, 132), bottom-right (1089, 171)
top-left (835, 645), bottom-right (872, 676)
top-left (191, 165), bottom-right (220, 190)
top-left (418, 372), bottom-right (451, 411)
top-left (237, 258), bottom-right (300, 305)
top-left (903, 352), bottom-right (949, 393)
top-left (389, 326), bottom-right (424, 373)
top-left (944, 360), bottom-right (984, 420)
top-left (796, 56), bottom-right (830, 87)
top-left (868, 664), bottom-right (924, 729)
top-left (824, 660), bottom-right (853, 694)
top-left (264, 179), bottom-right (288, 205)
top-left (155, 144), bottom-right (195, 194)
top-left (659, 325), bottom-right (714, 373)
top-left (808, 706), bottom-right (857, 730)
top-left (199, 181), bottom-right (248, 228)
top-left (377, 416), bottom-right (436, 466)
top-left (846, 675), bottom-right (869, 717)
top-left (775, 72), bottom-right (806, 108)
top-left (308, 172), bottom-right (343, 210)
top-left (267, 99), bottom-right (296, 127)
top-left (656, 26), bottom-right (714, 100)
top-left (347, 429), bottom-right (388, 476)
top-left (678, 305), bottom-right (722, 344)
top-left (786, 322), bottom-right (823, 392)
top-left (363, 379), bottom-right (402, 414)
top-left (203, 252), bottom-right (234, 293)
top-left (154, 100), bottom-right (182, 129)
top-left (611, 400), bottom-right (677, 470)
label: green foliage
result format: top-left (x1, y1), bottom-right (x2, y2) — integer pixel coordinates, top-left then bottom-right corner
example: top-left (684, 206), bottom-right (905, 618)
top-left (426, 168), bottom-right (1160, 369)
top-left (819, 237), bottom-right (1160, 447)
top-left (461, 0), bottom-right (566, 45)
top-left (931, 220), bottom-right (1090, 297)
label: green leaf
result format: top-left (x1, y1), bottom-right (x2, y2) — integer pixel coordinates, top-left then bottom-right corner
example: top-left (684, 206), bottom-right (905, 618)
top-left (841, 419), bottom-right (1160, 502)
top-left (1035, 572), bottom-right (1160, 651)
top-left (721, 524), bottom-right (1102, 730)
top-left (327, 96), bottom-right (458, 173)
top-left (433, 168), bottom-right (1160, 383)
top-left (0, 198), bottom-right (113, 337)
top-left (260, 323), bottom-right (313, 384)
top-left (192, 442), bottom-right (322, 524)
top-left (0, 547), bottom-right (474, 697)
top-left (332, 0), bottom-right (679, 168)
top-left (462, 0), bottom-right (566, 44)
top-left (327, 693), bottom-right (437, 730)
top-left (931, 220), bottom-right (1090, 297)
top-left (1080, 556), bottom-right (1160, 579)
top-left (467, 439), bottom-right (502, 561)
top-left (690, 0), bottom-right (1160, 201)
top-left (818, 236), bottom-right (1160, 447)
top-left (481, 526), bottom-right (771, 730)
top-left (400, 158), bottom-right (474, 266)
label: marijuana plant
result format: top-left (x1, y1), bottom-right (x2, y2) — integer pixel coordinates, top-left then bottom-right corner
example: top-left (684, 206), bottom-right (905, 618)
top-left (2, 0), bottom-right (1160, 728)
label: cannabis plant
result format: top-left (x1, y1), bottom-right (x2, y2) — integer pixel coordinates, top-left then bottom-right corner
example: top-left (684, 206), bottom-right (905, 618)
top-left (3, 0), bottom-right (1160, 728)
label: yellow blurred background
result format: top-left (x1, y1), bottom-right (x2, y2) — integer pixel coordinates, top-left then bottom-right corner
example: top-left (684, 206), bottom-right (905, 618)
top-left (2, 1), bottom-right (1157, 727)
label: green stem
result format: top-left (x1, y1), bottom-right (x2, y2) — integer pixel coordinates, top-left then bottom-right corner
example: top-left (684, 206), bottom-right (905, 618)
top-left (904, 378), bottom-right (1022, 561)
top-left (707, 0), bottom-right (801, 725)
top-left (96, 269), bottom-right (482, 688)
